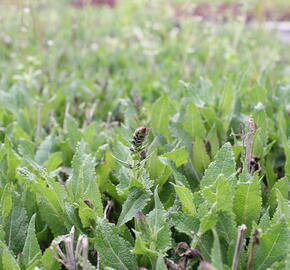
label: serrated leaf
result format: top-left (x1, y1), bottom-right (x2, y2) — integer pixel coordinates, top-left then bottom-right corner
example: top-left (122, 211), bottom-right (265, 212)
top-left (202, 175), bottom-right (234, 213)
top-left (41, 248), bottom-right (61, 270)
top-left (200, 143), bottom-right (236, 188)
top-left (170, 212), bottom-right (200, 236)
top-left (233, 179), bottom-right (262, 237)
top-left (1, 184), bottom-right (12, 225)
top-left (269, 177), bottom-right (289, 213)
top-left (78, 201), bottom-right (95, 228)
top-left (211, 229), bottom-right (223, 270)
top-left (117, 187), bottom-right (151, 226)
top-left (198, 204), bottom-right (217, 235)
top-left (66, 141), bottom-right (103, 215)
top-left (4, 206), bottom-right (28, 254)
top-left (173, 184), bottom-right (196, 215)
top-left (216, 211), bottom-right (236, 245)
top-left (272, 189), bottom-right (290, 224)
top-left (35, 135), bottom-right (55, 165)
top-left (147, 188), bottom-right (171, 254)
top-left (95, 218), bottom-right (138, 270)
top-left (22, 214), bottom-right (41, 268)
top-left (193, 136), bottom-right (210, 173)
top-left (156, 254), bottom-right (167, 270)
top-left (159, 156), bottom-right (190, 188)
top-left (207, 124), bottom-right (219, 157)
top-left (216, 176), bottom-right (234, 213)
top-left (183, 101), bottom-right (206, 138)
top-left (30, 182), bottom-right (67, 236)
top-left (64, 114), bottom-right (82, 147)
top-left (258, 210), bottom-right (271, 232)
top-left (151, 95), bottom-right (170, 139)
top-left (163, 147), bottom-right (188, 167)
top-left (43, 152), bottom-right (62, 172)
top-left (252, 217), bottom-right (290, 270)
top-left (0, 241), bottom-right (20, 270)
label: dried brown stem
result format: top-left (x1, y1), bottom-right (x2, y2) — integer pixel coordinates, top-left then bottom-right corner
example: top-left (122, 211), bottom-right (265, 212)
top-left (232, 224), bottom-right (247, 270)
top-left (246, 229), bottom-right (261, 270)
top-left (245, 118), bottom-right (257, 174)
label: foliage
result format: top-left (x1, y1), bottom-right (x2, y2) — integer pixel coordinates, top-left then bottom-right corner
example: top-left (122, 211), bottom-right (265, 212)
top-left (0, 0), bottom-right (289, 269)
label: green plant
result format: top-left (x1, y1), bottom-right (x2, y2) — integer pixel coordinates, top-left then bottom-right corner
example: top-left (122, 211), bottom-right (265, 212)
top-left (0, 1), bottom-right (289, 269)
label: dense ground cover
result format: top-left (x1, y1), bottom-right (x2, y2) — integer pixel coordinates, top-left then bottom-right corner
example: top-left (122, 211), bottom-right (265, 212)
top-left (0, 0), bottom-right (289, 269)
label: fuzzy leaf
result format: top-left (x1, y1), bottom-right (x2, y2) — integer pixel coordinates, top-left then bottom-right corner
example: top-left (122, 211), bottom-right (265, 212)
top-left (41, 248), bottom-right (61, 270)
top-left (95, 218), bottom-right (138, 270)
top-left (117, 187), bottom-right (151, 226)
top-left (43, 152), bottom-right (62, 172)
top-left (0, 241), bottom-right (21, 270)
top-left (184, 101), bottom-right (206, 138)
top-left (22, 214), bottom-right (41, 268)
top-left (272, 189), bottom-right (290, 224)
top-left (163, 147), bottom-right (189, 167)
top-left (66, 141), bottom-right (103, 215)
top-left (233, 179), bottom-right (262, 236)
top-left (4, 206), bottom-right (28, 254)
top-left (173, 184), bottom-right (196, 215)
top-left (253, 217), bottom-right (290, 270)
top-left (193, 136), bottom-right (210, 173)
top-left (151, 95), bottom-right (170, 139)
top-left (147, 189), bottom-right (171, 254)
top-left (200, 143), bottom-right (236, 188)
top-left (211, 229), bottom-right (223, 270)
top-left (1, 184), bottom-right (13, 225)
top-left (170, 212), bottom-right (200, 236)
top-left (35, 135), bottom-right (55, 165)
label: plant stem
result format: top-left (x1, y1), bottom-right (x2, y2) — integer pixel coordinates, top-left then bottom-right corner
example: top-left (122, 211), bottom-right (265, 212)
top-left (232, 224), bottom-right (247, 270)
top-left (245, 118), bottom-right (256, 174)
top-left (246, 229), bottom-right (261, 270)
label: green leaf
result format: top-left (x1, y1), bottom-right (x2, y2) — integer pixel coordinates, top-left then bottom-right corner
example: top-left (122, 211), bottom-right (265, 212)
top-left (147, 188), bottom-right (171, 254)
top-left (269, 177), bottom-right (289, 213)
top-left (151, 95), bottom-right (170, 139)
top-left (4, 206), bottom-right (28, 254)
top-left (159, 156), bottom-right (190, 188)
top-left (193, 136), bottom-right (210, 173)
top-left (156, 254), bottom-right (168, 270)
top-left (272, 189), bottom-right (290, 224)
top-left (216, 176), bottom-right (234, 213)
top-left (202, 175), bottom-right (234, 213)
top-left (211, 229), bottom-right (223, 270)
top-left (173, 184), bottom-right (196, 215)
top-left (95, 218), bottom-right (138, 270)
top-left (183, 101), bottom-right (206, 138)
top-left (64, 114), bottom-right (82, 147)
top-left (22, 214), bottom-right (41, 268)
top-left (66, 141), bottom-right (103, 215)
top-left (41, 248), bottom-right (61, 270)
top-left (43, 152), bottom-right (62, 172)
top-left (78, 201), bottom-right (95, 228)
top-left (200, 143), bottom-right (236, 188)
top-left (35, 135), bottom-right (55, 165)
top-left (216, 211), bottom-right (236, 245)
top-left (117, 187), bottom-right (151, 226)
top-left (233, 179), bottom-right (262, 237)
top-left (252, 217), bottom-right (290, 270)
top-left (207, 124), bottom-right (219, 157)
top-left (31, 182), bottom-right (67, 236)
top-left (170, 212), bottom-right (200, 236)
top-left (163, 147), bottom-right (189, 167)
top-left (1, 184), bottom-right (12, 225)
top-left (198, 204), bottom-right (217, 235)
top-left (0, 241), bottom-right (20, 270)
